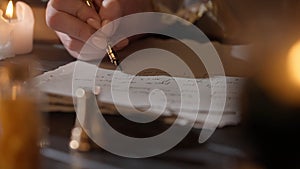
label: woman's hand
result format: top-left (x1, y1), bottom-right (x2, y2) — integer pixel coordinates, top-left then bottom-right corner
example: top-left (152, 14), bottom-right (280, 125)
top-left (46, 0), bottom-right (153, 59)
top-left (46, 0), bottom-right (102, 58)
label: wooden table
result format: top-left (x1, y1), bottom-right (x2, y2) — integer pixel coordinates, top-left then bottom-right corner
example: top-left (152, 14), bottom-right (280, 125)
top-left (2, 41), bottom-right (252, 169)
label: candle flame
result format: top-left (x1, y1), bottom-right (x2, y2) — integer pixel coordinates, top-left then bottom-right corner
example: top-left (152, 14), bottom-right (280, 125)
top-left (5, 0), bottom-right (14, 19)
top-left (288, 40), bottom-right (300, 86)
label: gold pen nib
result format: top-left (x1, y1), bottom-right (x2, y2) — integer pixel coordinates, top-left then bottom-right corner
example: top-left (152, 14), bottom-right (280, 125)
top-left (106, 45), bottom-right (122, 70)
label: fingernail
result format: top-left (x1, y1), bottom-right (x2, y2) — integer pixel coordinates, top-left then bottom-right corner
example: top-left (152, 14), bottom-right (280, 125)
top-left (91, 35), bottom-right (107, 50)
top-left (101, 19), bottom-right (115, 36)
top-left (102, 0), bottom-right (109, 7)
top-left (87, 18), bottom-right (101, 29)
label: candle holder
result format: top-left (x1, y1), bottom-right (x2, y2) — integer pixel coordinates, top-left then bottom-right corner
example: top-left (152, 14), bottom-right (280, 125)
top-left (0, 31), bottom-right (15, 60)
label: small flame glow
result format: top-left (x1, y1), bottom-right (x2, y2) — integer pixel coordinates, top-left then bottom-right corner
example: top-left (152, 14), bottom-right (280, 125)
top-left (5, 0), bottom-right (14, 19)
top-left (288, 41), bottom-right (300, 86)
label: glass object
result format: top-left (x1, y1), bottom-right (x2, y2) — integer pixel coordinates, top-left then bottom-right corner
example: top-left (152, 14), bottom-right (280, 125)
top-left (0, 63), bottom-right (41, 169)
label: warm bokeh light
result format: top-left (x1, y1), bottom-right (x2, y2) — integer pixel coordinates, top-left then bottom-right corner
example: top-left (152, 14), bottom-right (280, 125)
top-left (288, 41), bottom-right (300, 87)
top-left (5, 0), bottom-right (13, 19)
top-left (69, 140), bottom-right (80, 150)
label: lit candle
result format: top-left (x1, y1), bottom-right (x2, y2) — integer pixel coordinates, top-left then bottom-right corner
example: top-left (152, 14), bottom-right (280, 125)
top-left (5, 0), bottom-right (14, 22)
top-left (0, 9), bottom-right (14, 59)
top-left (0, 1), bottom-right (34, 55)
top-left (10, 1), bottom-right (35, 55)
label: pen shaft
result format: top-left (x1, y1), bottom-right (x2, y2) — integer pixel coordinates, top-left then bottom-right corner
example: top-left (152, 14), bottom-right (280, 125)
top-left (84, 0), bottom-right (99, 12)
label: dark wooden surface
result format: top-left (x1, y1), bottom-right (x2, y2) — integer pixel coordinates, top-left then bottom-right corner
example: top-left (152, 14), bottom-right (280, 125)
top-left (42, 112), bottom-right (248, 169)
top-left (2, 42), bottom-right (251, 169)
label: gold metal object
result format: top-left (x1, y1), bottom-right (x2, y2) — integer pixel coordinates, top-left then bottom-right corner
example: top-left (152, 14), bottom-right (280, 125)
top-left (69, 123), bottom-right (91, 152)
top-left (83, 0), bottom-right (122, 70)
top-left (84, 0), bottom-right (96, 9)
top-left (69, 88), bottom-right (92, 152)
top-left (106, 44), bottom-right (121, 68)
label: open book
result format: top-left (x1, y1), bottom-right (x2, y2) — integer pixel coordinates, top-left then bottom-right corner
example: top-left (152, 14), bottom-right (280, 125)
top-left (34, 61), bottom-right (244, 128)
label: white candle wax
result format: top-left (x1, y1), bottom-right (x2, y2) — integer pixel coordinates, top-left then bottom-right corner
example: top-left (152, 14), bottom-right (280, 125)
top-left (12, 1), bottom-right (35, 54)
top-left (0, 10), bottom-right (14, 59)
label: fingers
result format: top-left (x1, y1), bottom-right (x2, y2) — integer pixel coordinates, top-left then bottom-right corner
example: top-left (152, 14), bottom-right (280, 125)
top-left (46, 0), bottom-right (129, 60)
top-left (47, 8), bottom-right (95, 42)
top-left (56, 32), bottom-right (84, 58)
top-left (50, 0), bottom-right (101, 22)
top-left (57, 32), bottom-right (106, 61)
top-left (56, 32), bottom-right (84, 51)
top-left (100, 0), bottom-right (122, 21)
top-left (46, 0), bottom-right (103, 40)
top-left (93, 0), bottom-right (103, 12)
top-left (87, 18), bottom-right (101, 29)
top-left (99, 0), bottom-right (122, 37)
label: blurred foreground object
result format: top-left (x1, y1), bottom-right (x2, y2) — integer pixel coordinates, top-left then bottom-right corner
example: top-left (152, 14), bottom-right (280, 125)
top-left (235, 1), bottom-right (300, 168)
top-left (242, 32), bottom-right (300, 169)
top-left (0, 63), bottom-right (41, 169)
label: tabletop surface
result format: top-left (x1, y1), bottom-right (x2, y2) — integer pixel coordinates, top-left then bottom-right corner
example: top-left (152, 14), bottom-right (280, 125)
top-left (1, 42), bottom-right (252, 169)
